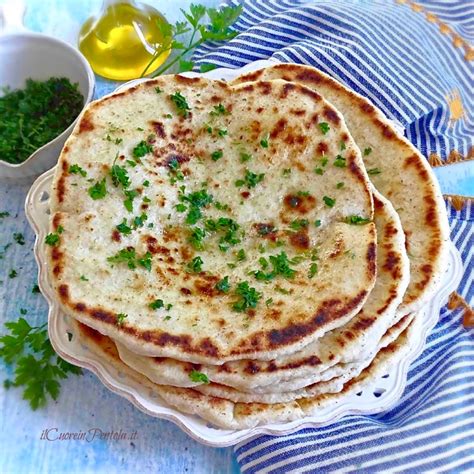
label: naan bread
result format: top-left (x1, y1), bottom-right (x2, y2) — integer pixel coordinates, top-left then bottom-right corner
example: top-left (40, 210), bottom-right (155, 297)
top-left (114, 189), bottom-right (409, 392)
top-left (232, 64), bottom-right (450, 314)
top-left (74, 314), bottom-right (420, 429)
top-left (48, 75), bottom-right (376, 364)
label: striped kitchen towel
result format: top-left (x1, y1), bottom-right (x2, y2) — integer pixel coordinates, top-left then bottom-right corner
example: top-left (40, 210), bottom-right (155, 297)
top-left (194, 1), bottom-right (474, 472)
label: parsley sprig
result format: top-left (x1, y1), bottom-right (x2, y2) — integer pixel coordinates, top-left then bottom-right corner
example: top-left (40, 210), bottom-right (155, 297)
top-left (142, 4), bottom-right (242, 77)
top-left (0, 314), bottom-right (82, 410)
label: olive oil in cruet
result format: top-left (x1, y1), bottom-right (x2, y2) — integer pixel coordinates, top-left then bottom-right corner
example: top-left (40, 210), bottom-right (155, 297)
top-left (78, 0), bottom-right (171, 81)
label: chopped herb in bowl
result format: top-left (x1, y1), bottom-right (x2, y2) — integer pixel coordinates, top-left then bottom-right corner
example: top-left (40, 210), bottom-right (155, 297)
top-left (0, 77), bottom-right (84, 164)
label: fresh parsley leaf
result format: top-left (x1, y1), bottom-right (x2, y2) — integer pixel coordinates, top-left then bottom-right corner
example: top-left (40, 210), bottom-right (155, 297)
top-left (314, 219), bottom-right (321, 227)
top-left (68, 164), bottom-right (87, 177)
top-left (215, 276), bottom-right (231, 293)
top-left (9, 269), bottom-right (17, 279)
top-left (363, 147), bottom-right (372, 156)
top-left (187, 256), bottom-right (203, 273)
top-left (0, 314), bottom-right (82, 410)
top-left (319, 122), bottom-right (330, 134)
top-left (240, 152), bottom-right (252, 163)
top-left (133, 140), bottom-right (153, 158)
top-left (282, 168), bottom-right (291, 177)
top-left (217, 128), bottom-right (227, 137)
top-left (143, 180), bottom-right (150, 187)
top-left (232, 281), bottom-right (262, 312)
top-left (210, 104), bottom-right (228, 116)
top-left (137, 252), bottom-right (152, 271)
top-left (169, 92), bottom-right (191, 117)
top-left (32, 285), bottom-right (40, 294)
top-left (235, 169), bottom-right (265, 189)
top-left (88, 178), bottom-right (107, 200)
top-left (132, 213), bottom-right (148, 229)
top-left (260, 133), bottom-right (269, 148)
top-left (44, 233), bottom-right (60, 246)
top-left (333, 155), bottom-right (346, 167)
top-left (336, 182), bottom-right (345, 189)
top-left (367, 168), bottom-right (382, 175)
top-left (309, 263), bottom-right (318, 278)
top-left (124, 190), bottom-right (138, 212)
top-left (110, 162), bottom-right (130, 188)
top-left (155, 87), bottom-right (163, 94)
top-left (211, 150), bottom-right (223, 161)
top-left (189, 370), bottom-right (209, 384)
top-left (345, 215), bottom-right (372, 225)
top-left (115, 219), bottom-right (131, 235)
top-left (80, 275), bottom-right (89, 281)
top-left (13, 233), bottom-right (25, 245)
top-left (323, 196), bottom-right (336, 207)
top-left (268, 252), bottom-right (296, 279)
top-left (189, 227), bottom-right (206, 250)
top-left (236, 249), bottom-right (246, 261)
top-left (107, 248), bottom-right (137, 269)
top-left (289, 219), bottom-right (309, 231)
top-left (116, 313), bottom-right (128, 326)
top-left (179, 189), bottom-right (213, 224)
top-left (149, 299), bottom-right (164, 310)
top-left (314, 167), bottom-right (324, 175)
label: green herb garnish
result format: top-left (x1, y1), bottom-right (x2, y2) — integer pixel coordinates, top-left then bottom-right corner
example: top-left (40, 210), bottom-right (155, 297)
top-left (189, 227), bottom-right (206, 250)
top-left (69, 164), bottom-right (87, 177)
top-left (132, 140), bottom-right (153, 159)
top-left (367, 168), bottom-right (381, 175)
top-left (235, 169), bottom-right (265, 189)
top-left (345, 215), bottom-right (372, 225)
top-left (232, 281), bottom-right (262, 312)
top-left (0, 313), bottom-right (82, 409)
top-left (364, 147), bottom-right (372, 156)
top-left (289, 219), bottom-right (309, 231)
top-left (260, 133), bottom-right (269, 148)
top-left (240, 152), bottom-right (252, 163)
top-left (309, 263), bottom-right (318, 278)
top-left (210, 104), bottom-right (229, 116)
top-left (323, 196), bottom-right (336, 207)
top-left (211, 150), bottom-right (223, 161)
top-left (318, 122), bottom-right (330, 134)
top-left (149, 299), bottom-right (164, 310)
top-left (124, 190), bottom-right (138, 212)
top-left (116, 313), bottom-right (128, 326)
top-left (45, 233), bottom-right (60, 246)
top-left (169, 92), bottom-right (191, 117)
top-left (0, 78), bottom-right (83, 164)
top-left (13, 233), bottom-right (25, 245)
top-left (88, 178), bottom-right (107, 200)
top-left (333, 155), bottom-right (346, 167)
top-left (215, 276), bottom-right (231, 293)
top-left (187, 256), bottom-right (203, 273)
top-left (189, 370), bottom-right (209, 384)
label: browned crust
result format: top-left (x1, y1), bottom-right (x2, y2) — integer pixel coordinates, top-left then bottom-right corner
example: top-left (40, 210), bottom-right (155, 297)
top-left (56, 279), bottom-right (374, 360)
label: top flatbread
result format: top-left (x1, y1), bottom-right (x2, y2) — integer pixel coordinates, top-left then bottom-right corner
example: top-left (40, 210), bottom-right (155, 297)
top-left (232, 64), bottom-right (450, 313)
top-left (48, 75), bottom-right (375, 364)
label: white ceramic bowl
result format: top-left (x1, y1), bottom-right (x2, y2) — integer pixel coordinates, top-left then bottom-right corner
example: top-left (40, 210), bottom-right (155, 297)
top-left (0, 5), bottom-right (95, 179)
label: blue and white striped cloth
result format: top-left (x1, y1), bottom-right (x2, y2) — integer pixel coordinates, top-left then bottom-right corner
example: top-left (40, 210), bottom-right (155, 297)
top-left (194, 1), bottom-right (474, 471)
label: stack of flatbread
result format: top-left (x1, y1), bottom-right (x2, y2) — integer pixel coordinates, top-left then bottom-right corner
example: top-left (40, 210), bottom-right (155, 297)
top-left (46, 64), bottom-right (449, 429)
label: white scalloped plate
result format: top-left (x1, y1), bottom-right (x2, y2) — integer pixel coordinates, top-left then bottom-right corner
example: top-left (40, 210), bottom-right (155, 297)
top-left (25, 60), bottom-right (463, 446)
